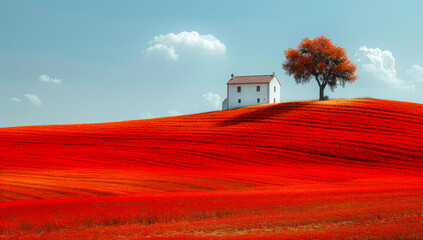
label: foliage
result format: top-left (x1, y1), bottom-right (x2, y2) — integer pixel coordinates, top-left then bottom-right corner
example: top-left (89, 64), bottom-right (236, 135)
top-left (283, 36), bottom-right (358, 100)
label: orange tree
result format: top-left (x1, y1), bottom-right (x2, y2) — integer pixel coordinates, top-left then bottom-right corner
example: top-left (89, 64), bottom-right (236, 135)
top-left (283, 36), bottom-right (358, 100)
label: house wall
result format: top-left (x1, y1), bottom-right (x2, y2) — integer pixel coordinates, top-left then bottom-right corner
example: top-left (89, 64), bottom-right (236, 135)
top-left (222, 98), bottom-right (229, 110)
top-left (227, 83), bottom-right (268, 109)
top-left (268, 77), bottom-right (281, 104)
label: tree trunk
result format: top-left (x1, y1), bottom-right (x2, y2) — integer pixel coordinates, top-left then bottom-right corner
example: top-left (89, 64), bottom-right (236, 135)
top-left (319, 85), bottom-right (325, 100)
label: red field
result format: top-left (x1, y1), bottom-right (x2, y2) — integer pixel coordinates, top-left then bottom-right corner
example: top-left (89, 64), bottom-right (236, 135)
top-left (1, 98), bottom-right (422, 239)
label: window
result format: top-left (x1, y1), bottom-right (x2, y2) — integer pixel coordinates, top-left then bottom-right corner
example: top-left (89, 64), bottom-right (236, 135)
top-left (257, 98), bottom-right (260, 103)
top-left (237, 86), bottom-right (241, 93)
top-left (256, 86), bottom-right (260, 92)
top-left (274, 86), bottom-right (276, 92)
top-left (238, 99), bottom-right (241, 103)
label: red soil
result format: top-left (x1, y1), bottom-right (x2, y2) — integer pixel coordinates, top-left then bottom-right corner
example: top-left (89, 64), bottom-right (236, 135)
top-left (0, 98), bottom-right (422, 239)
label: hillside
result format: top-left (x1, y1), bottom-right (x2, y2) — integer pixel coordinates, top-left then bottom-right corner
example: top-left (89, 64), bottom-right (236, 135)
top-left (1, 98), bottom-right (422, 171)
top-left (1, 98), bottom-right (422, 239)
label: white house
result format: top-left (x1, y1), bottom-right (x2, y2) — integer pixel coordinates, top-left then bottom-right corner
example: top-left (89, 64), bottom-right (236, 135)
top-left (222, 73), bottom-right (281, 110)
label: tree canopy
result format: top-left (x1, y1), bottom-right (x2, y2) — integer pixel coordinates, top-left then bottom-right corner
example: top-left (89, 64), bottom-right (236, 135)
top-left (283, 36), bottom-right (358, 100)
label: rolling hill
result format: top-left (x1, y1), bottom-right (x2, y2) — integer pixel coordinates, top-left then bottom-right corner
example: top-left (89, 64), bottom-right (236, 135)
top-left (1, 98), bottom-right (422, 239)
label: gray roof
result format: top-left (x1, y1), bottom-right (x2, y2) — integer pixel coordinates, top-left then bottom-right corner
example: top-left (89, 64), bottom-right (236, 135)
top-left (227, 75), bottom-right (280, 85)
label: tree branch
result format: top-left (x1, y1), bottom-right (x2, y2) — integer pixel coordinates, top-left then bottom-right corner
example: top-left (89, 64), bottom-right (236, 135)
top-left (315, 75), bottom-right (321, 87)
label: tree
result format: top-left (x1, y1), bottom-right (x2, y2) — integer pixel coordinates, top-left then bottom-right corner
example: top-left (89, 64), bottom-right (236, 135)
top-left (282, 36), bottom-right (358, 100)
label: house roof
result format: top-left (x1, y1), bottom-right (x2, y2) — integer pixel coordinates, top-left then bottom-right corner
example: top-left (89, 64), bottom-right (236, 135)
top-left (227, 75), bottom-right (281, 86)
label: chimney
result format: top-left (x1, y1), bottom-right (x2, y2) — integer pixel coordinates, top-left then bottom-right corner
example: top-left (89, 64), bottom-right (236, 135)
top-left (272, 72), bottom-right (275, 77)
top-left (231, 73), bottom-right (234, 80)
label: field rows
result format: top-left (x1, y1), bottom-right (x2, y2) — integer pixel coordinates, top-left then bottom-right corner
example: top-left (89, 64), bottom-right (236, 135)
top-left (1, 99), bottom-right (422, 172)
top-left (1, 98), bottom-right (422, 238)
top-left (1, 176), bottom-right (422, 239)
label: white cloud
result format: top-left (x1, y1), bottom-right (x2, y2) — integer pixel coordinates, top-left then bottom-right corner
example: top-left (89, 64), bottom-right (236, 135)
top-left (140, 112), bottom-right (154, 119)
top-left (39, 74), bottom-right (62, 84)
top-left (144, 31), bottom-right (226, 61)
top-left (24, 94), bottom-right (42, 107)
top-left (203, 92), bottom-right (221, 109)
top-left (167, 110), bottom-right (181, 116)
top-left (10, 97), bottom-right (21, 102)
top-left (407, 65), bottom-right (423, 82)
top-left (145, 44), bottom-right (178, 61)
top-left (356, 46), bottom-right (414, 91)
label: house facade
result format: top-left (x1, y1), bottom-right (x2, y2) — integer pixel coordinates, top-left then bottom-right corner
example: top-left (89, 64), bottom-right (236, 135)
top-left (222, 73), bottom-right (281, 110)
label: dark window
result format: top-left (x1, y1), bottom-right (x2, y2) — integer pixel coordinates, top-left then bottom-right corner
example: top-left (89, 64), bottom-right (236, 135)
top-left (237, 86), bottom-right (241, 93)
top-left (257, 98), bottom-right (260, 103)
top-left (238, 99), bottom-right (241, 103)
top-left (274, 86), bottom-right (276, 92)
top-left (256, 86), bottom-right (260, 92)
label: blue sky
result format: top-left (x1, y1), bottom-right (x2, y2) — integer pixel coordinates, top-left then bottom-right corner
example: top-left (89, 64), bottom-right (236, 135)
top-left (1, 0), bottom-right (423, 127)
